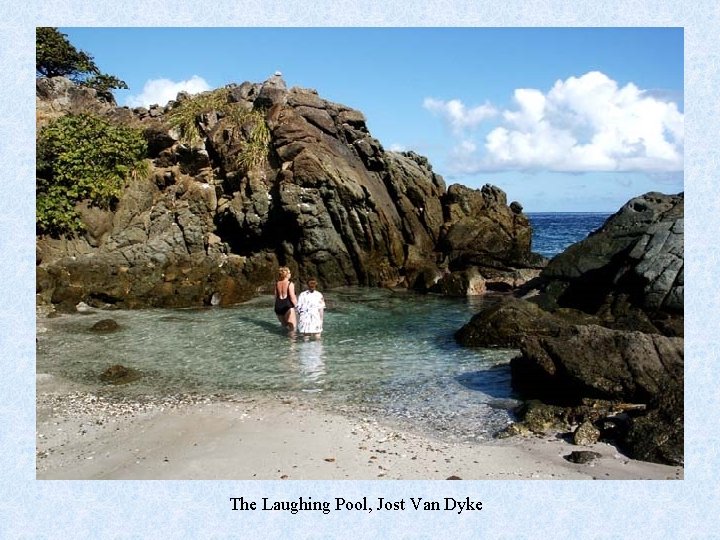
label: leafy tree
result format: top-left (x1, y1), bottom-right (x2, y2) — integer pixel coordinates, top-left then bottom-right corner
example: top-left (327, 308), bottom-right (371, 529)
top-left (36, 114), bottom-right (148, 236)
top-left (83, 73), bottom-right (129, 101)
top-left (36, 27), bottom-right (128, 99)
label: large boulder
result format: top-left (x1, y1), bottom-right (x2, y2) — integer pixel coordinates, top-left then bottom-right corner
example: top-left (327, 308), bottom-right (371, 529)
top-left (540, 192), bottom-right (684, 334)
top-left (439, 184), bottom-right (539, 270)
top-left (511, 324), bottom-right (683, 403)
top-left (455, 297), bottom-right (580, 348)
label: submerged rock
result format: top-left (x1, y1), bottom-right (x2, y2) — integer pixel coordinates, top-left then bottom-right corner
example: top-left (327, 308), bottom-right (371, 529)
top-left (99, 364), bottom-right (141, 385)
top-left (90, 319), bottom-right (120, 332)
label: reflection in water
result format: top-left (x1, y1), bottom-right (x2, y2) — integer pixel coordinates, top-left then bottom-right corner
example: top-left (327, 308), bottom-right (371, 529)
top-left (289, 334), bottom-right (326, 392)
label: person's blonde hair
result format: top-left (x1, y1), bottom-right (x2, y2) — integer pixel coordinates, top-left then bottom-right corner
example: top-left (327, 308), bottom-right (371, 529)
top-left (278, 266), bottom-right (291, 279)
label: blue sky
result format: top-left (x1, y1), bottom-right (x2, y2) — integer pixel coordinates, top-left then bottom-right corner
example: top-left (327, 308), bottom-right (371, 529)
top-left (59, 27), bottom-right (683, 212)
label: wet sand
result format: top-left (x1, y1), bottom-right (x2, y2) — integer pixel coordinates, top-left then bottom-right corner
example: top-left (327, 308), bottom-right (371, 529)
top-left (36, 374), bottom-right (682, 481)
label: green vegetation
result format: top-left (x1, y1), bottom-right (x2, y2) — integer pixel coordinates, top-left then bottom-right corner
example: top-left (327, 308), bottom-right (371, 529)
top-left (167, 88), bottom-right (270, 172)
top-left (166, 88), bottom-right (231, 145)
top-left (36, 27), bottom-right (128, 100)
top-left (231, 108), bottom-right (271, 172)
top-left (36, 114), bottom-right (148, 236)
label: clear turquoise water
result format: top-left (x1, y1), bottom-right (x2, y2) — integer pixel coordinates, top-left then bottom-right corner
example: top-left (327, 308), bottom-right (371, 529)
top-left (37, 288), bottom-right (518, 440)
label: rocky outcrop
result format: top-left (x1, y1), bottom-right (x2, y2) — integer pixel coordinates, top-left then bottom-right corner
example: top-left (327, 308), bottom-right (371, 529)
top-left (458, 192), bottom-right (684, 344)
top-left (36, 75), bottom-right (543, 309)
top-left (456, 192), bottom-right (684, 465)
top-left (455, 297), bottom-right (596, 348)
top-left (511, 325), bottom-right (683, 403)
top-left (36, 77), bottom-right (117, 126)
top-left (538, 192), bottom-right (684, 335)
top-left (439, 183), bottom-right (537, 270)
top-left (622, 380), bottom-right (683, 465)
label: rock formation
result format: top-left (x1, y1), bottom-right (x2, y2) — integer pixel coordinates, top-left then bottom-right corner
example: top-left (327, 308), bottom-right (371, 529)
top-left (456, 192), bottom-right (684, 465)
top-left (36, 75), bottom-right (543, 310)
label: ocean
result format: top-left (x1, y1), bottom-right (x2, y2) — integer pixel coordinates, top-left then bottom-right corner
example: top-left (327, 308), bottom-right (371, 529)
top-left (37, 212), bottom-right (610, 441)
top-left (528, 212), bottom-right (610, 259)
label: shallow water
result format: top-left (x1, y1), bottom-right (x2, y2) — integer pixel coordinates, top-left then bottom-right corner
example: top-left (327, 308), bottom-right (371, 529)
top-left (37, 288), bottom-right (520, 441)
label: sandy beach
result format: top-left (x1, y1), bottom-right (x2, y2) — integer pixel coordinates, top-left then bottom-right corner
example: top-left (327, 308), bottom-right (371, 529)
top-left (36, 374), bottom-right (682, 481)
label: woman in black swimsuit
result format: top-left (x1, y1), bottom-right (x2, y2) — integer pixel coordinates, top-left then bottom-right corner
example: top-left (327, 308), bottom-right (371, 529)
top-left (274, 266), bottom-right (297, 331)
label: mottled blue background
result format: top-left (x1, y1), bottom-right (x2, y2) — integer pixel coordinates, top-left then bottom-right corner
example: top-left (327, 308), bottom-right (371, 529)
top-left (1, 2), bottom-right (715, 537)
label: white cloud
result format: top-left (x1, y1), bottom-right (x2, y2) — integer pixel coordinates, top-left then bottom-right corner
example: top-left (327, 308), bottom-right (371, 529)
top-left (125, 75), bottom-right (212, 108)
top-left (389, 143), bottom-right (407, 152)
top-left (430, 71), bottom-right (684, 174)
top-left (423, 97), bottom-right (497, 135)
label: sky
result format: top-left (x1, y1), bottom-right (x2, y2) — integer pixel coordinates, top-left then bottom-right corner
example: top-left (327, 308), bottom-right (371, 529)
top-left (58, 27), bottom-right (684, 212)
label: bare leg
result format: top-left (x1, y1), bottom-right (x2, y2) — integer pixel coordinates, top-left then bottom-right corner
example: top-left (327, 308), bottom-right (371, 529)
top-left (285, 309), bottom-right (296, 331)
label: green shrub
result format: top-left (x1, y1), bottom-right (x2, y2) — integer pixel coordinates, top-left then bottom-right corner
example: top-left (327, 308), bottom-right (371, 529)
top-left (166, 88), bottom-right (231, 145)
top-left (36, 113), bottom-right (147, 236)
top-left (232, 108), bottom-right (271, 172)
top-left (167, 89), bottom-right (270, 172)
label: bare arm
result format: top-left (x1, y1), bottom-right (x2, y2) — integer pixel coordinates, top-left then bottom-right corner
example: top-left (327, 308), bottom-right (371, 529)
top-left (289, 282), bottom-right (298, 306)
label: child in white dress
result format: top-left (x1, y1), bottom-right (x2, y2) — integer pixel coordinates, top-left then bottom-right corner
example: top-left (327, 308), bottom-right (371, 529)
top-left (296, 278), bottom-right (325, 336)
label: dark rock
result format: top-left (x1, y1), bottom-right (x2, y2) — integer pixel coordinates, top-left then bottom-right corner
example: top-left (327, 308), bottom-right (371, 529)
top-left (91, 319), bottom-right (120, 332)
top-left (494, 423), bottom-right (529, 439)
top-left (143, 121), bottom-right (177, 157)
top-left (564, 451), bottom-right (601, 464)
top-left (295, 106), bottom-right (337, 135)
top-left (515, 400), bottom-right (566, 433)
top-left (75, 201), bottom-right (114, 248)
top-left (99, 364), bottom-right (141, 385)
top-left (455, 193), bottom-right (684, 466)
top-left (511, 325), bottom-right (683, 403)
top-left (455, 297), bottom-right (580, 348)
top-left (542, 192), bottom-right (683, 329)
top-left (430, 268), bottom-right (486, 296)
top-left (509, 201), bottom-right (523, 214)
top-left (228, 81), bottom-right (261, 103)
top-left (439, 184), bottom-right (536, 270)
top-left (254, 73), bottom-right (288, 108)
top-left (622, 378), bottom-right (684, 465)
top-left (287, 87), bottom-right (325, 108)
